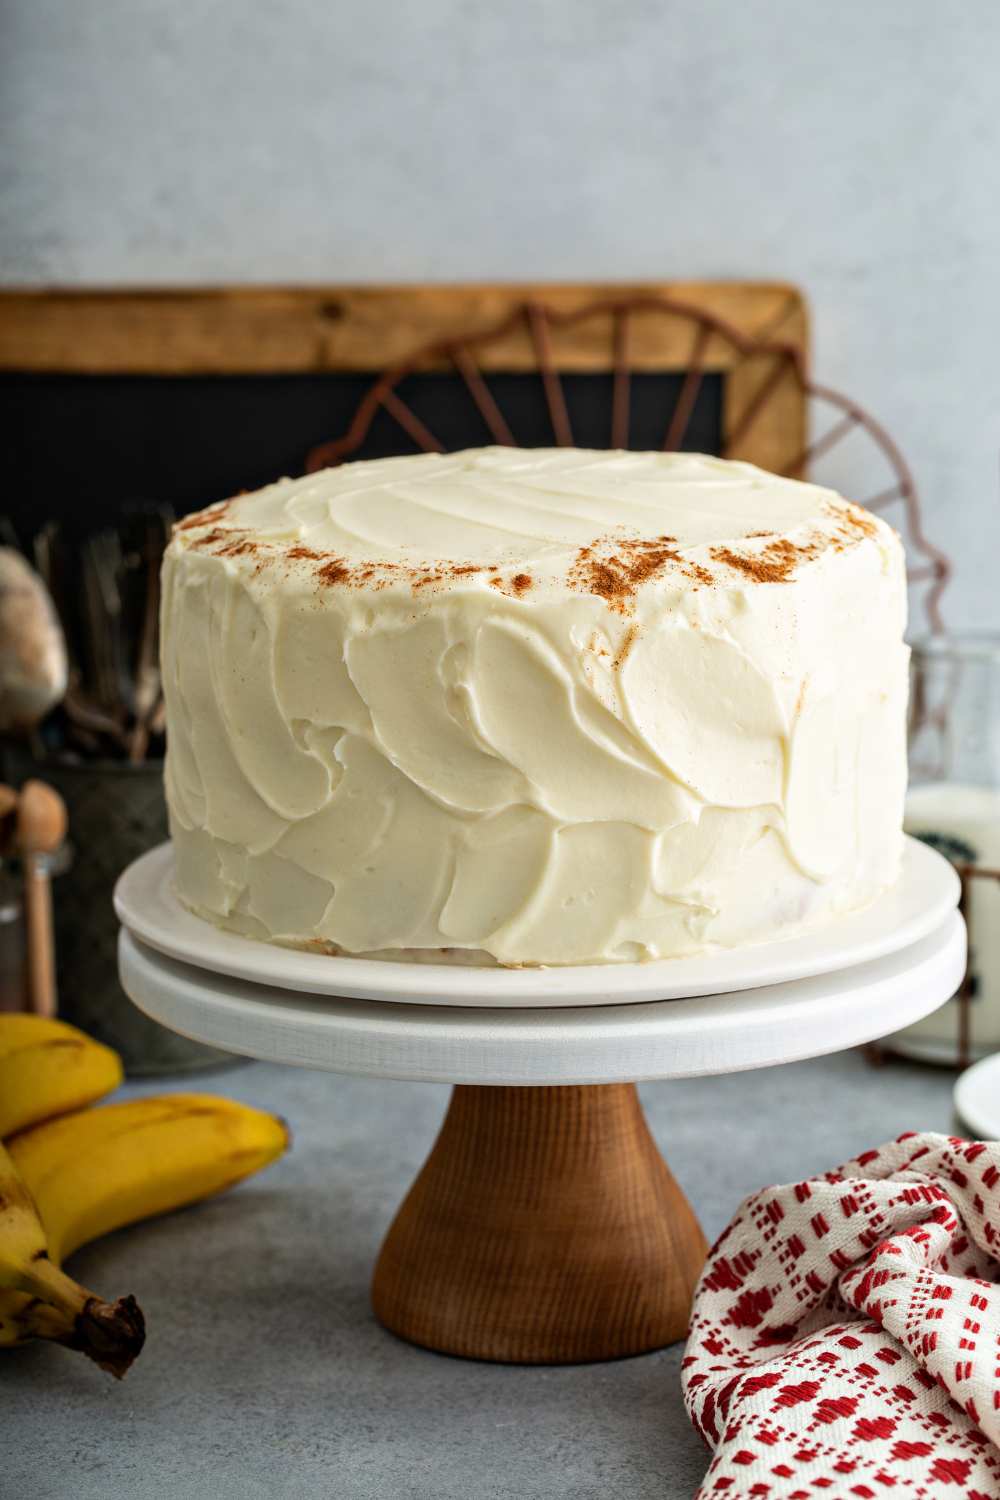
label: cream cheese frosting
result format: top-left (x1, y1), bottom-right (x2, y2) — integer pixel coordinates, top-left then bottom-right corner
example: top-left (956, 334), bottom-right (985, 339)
top-left (161, 447), bottom-right (909, 965)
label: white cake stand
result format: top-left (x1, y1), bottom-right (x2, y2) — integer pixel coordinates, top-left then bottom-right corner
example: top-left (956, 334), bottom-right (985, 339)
top-left (116, 840), bottom-right (965, 1366)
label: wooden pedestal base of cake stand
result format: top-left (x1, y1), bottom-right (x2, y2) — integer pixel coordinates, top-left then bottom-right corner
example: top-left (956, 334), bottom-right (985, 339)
top-left (371, 1082), bottom-right (706, 1363)
top-left (115, 839), bottom-right (964, 1366)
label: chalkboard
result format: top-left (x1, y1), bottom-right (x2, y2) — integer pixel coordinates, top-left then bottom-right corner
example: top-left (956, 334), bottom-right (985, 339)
top-left (0, 283), bottom-right (809, 542)
top-left (2, 369), bottom-right (723, 542)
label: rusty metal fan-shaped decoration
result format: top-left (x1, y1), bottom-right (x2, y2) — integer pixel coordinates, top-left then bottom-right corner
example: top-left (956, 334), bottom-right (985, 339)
top-left (305, 294), bottom-right (950, 631)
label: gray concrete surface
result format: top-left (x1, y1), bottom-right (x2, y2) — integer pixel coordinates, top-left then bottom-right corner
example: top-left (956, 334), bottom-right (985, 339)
top-left (2, 1049), bottom-right (958, 1500)
top-left (3, 2), bottom-right (1000, 634)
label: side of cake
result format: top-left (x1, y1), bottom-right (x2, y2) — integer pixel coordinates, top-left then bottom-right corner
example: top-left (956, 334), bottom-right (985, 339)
top-left (161, 448), bottom-right (909, 965)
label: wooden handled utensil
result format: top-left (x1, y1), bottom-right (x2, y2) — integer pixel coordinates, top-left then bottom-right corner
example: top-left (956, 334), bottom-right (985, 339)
top-left (17, 779), bottom-right (67, 1019)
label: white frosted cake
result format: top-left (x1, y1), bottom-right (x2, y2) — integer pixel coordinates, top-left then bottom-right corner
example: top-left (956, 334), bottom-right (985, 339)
top-left (161, 447), bottom-right (908, 966)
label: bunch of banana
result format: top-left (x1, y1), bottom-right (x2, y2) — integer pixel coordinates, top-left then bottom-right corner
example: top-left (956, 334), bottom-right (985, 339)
top-left (0, 1138), bottom-right (145, 1376)
top-left (0, 1014), bottom-right (289, 1376)
top-left (0, 1013), bottom-right (123, 1136)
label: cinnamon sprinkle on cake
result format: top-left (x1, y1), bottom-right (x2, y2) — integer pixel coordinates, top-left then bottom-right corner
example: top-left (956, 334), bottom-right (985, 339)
top-left (569, 533), bottom-right (712, 611)
top-left (316, 558), bottom-right (351, 586)
top-left (711, 534), bottom-right (823, 584)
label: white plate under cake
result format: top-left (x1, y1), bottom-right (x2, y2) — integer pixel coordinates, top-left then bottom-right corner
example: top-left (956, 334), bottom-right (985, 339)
top-left (161, 447), bottom-right (909, 966)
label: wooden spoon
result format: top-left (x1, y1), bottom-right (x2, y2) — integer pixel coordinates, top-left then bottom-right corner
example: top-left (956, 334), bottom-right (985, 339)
top-left (17, 780), bottom-right (67, 1019)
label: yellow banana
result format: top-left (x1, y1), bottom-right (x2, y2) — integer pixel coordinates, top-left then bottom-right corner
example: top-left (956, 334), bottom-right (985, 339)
top-left (1, 1093), bottom-right (288, 1373)
top-left (8, 1093), bottom-right (290, 1266)
top-left (0, 1138), bottom-right (144, 1375)
top-left (0, 1014), bottom-right (123, 1136)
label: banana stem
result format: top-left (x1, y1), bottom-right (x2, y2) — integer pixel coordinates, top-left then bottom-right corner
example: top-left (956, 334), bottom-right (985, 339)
top-left (8, 1288), bottom-right (146, 1378)
top-left (13, 1249), bottom-right (91, 1318)
top-left (50, 1294), bottom-right (146, 1379)
top-left (8, 1255), bottom-right (146, 1378)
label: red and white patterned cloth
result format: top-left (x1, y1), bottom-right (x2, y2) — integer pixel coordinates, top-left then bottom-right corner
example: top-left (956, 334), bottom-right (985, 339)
top-left (682, 1133), bottom-right (1000, 1498)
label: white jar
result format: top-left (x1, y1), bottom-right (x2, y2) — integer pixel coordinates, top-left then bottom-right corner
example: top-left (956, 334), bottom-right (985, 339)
top-left (889, 634), bottom-right (1000, 1064)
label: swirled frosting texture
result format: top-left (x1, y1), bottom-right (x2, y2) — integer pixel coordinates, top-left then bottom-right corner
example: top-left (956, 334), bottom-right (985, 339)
top-left (162, 448), bottom-right (908, 965)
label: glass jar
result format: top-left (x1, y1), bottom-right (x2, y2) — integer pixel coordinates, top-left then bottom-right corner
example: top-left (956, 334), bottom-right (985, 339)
top-left (889, 633), bottom-right (1000, 1064)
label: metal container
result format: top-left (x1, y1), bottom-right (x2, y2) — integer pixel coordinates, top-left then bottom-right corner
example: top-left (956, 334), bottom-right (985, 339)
top-left (0, 868), bottom-right (27, 1013)
top-left (4, 750), bottom-right (232, 1074)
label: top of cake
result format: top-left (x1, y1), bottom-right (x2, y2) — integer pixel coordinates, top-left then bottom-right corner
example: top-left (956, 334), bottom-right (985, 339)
top-left (174, 447), bottom-right (879, 609)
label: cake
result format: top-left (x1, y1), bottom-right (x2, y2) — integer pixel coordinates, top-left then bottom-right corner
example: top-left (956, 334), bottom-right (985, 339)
top-left (161, 447), bottom-right (908, 966)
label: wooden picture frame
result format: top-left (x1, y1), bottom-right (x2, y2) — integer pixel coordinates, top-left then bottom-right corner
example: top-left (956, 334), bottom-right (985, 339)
top-left (0, 281), bottom-right (809, 477)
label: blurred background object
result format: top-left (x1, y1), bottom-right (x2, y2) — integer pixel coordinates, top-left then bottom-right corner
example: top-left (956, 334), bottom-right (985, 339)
top-left (0, 507), bottom-right (226, 1069)
top-left (16, 779), bottom-right (66, 1017)
top-left (33, 508), bottom-right (170, 764)
top-left (0, 549), bottom-right (67, 737)
top-left (888, 635), bottom-right (1000, 1065)
top-left (0, 868), bottom-right (28, 1015)
top-left (1, 752), bottom-right (231, 1072)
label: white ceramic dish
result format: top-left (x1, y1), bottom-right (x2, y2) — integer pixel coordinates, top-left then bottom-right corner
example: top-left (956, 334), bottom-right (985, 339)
top-left (119, 912), bottom-right (966, 1085)
top-left (954, 1053), bottom-right (1000, 1139)
top-left (115, 838), bottom-right (959, 1010)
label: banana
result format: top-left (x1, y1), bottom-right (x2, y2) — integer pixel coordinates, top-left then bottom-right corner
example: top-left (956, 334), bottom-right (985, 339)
top-left (8, 1093), bottom-right (290, 1266)
top-left (0, 1014), bottom-right (123, 1137)
top-left (0, 1139), bottom-right (144, 1375)
top-left (0, 1094), bottom-right (288, 1374)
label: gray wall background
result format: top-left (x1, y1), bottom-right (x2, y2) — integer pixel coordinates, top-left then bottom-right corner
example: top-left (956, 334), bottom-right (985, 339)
top-left (3, 0), bottom-right (998, 631)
